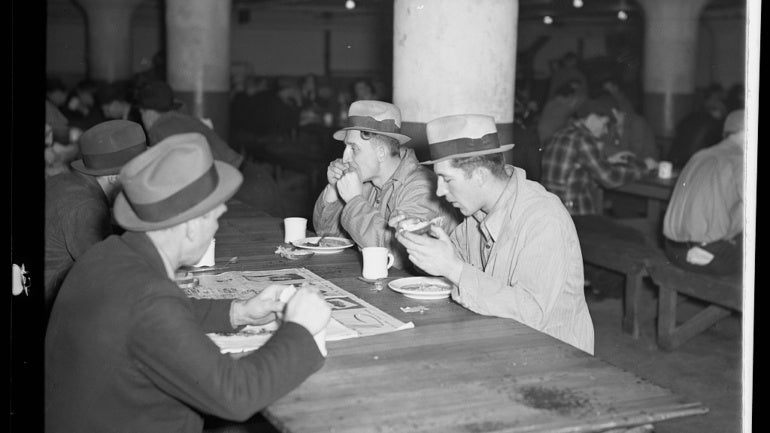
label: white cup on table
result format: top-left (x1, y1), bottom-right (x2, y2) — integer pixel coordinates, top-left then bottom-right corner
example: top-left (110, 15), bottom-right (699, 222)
top-left (194, 238), bottom-right (216, 267)
top-left (362, 247), bottom-right (395, 280)
top-left (284, 217), bottom-right (307, 243)
top-left (657, 161), bottom-right (673, 179)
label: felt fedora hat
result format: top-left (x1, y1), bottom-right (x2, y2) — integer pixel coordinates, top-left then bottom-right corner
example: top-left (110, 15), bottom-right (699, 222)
top-left (135, 80), bottom-right (183, 112)
top-left (333, 100), bottom-right (411, 144)
top-left (113, 132), bottom-right (243, 231)
top-left (70, 120), bottom-right (147, 176)
top-left (421, 114), bottom-right (514, 165)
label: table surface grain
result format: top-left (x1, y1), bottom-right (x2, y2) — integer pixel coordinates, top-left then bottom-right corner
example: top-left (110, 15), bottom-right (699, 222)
top-left (211, 201), bottom-right (707, 433)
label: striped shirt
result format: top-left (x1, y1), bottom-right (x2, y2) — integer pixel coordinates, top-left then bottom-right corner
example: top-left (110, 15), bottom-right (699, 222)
top-left (450, 167), bottom-right (595, 355)
top-left (541, 122), bottom-right (646, 215)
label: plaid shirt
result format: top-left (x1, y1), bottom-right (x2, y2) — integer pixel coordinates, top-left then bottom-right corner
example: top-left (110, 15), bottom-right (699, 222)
top-left (541, 122), bottom-right (646, 215)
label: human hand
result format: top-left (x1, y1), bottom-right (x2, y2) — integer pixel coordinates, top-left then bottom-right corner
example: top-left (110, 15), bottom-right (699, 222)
top-left (230, 284), bottom-right (290, 327)
top-left (607, 150), bottom-right (635, 165)
top-left (643, 157), bottom-right (658, 171)
top-left (387, 212), bottom-right (407, 229)
top-left (326, 159), bottom-right (348, 186)
top-left (336, 169), bottom-right (363, 202)
top-left (284, 285), bottom-right (332, 335)
top-left (395, 226), bottom-right (463, 284)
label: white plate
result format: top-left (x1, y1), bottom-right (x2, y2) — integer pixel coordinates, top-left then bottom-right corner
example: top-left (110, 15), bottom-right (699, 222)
top-left (388, 276), bottom-right (453, 300)
top-left (291, 236), bottom-right (354, 254)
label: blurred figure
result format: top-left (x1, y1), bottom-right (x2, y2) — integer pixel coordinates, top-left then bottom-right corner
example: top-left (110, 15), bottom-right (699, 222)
top-left (136, 80), bottom-right (286, 217)
top-left (46, 76), bottom-right (69, 109)
top-left (547, 52), bottom-right (588, 101)
top-left (46, 97), bottom-right (71, 145)
top-left (352, 78), bottom-right (376, 101)
top-left (666, 94), bottom-right (726, 169)
top-left (272, 77), bottom-right (303, 137)
top-left (725, 83), bottom-right (745, 112)
top-left (44, 122), bottom-right (78, 179)
top-left (45, 120), bottom-right (147, 313)
top-left (97, 81), bottom-right (134, 121)
top-left (62, 79), bottom-right (105, 132)
top-left (541, 99), bottom-right (657, 216)
top-left (599, 77), bottom-right (635, 114)
top-left (662, 110), bottom-right (745, 275)
top-left (597, 95), bottom-right (660, 161)
top-left (230, 75), bottom-right (275, 147)
top-left (537, 79), bottom-right (585, 146)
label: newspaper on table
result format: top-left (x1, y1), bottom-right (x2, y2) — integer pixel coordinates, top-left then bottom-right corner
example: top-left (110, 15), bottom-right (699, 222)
top-left (181, 268), bottom-right (414, 354)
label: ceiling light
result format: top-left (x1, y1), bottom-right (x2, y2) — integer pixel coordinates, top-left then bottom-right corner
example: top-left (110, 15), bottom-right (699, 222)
top-left (543, 16), bottom-right (553, 25)
top-left (617, 10), bottom-right (628, 20)
top-left (345, 0), bottom-right (356, 10)
top-left (573, 0), bottom-right (584, 8)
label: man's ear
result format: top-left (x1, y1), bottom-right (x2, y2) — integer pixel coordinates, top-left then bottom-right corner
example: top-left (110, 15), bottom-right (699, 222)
top-left (183, 219), bottom-right (198, 242)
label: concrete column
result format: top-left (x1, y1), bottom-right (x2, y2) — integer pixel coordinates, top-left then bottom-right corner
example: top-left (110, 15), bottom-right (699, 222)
top-left (639, 0), bottom-right (710, 141)
top-left (76, 0), bottom-right (144, 82)
top-left (393, 0), bottom-right (517, 161)
top-left (165, 0), bottom-right (232, 140)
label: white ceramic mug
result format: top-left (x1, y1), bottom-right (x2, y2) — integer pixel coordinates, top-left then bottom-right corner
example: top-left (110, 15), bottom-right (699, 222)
top-left (362, 247), bottom-right (395, 280)
top-left (284, 217), bottom-right (308, 243)
top-left (194, 238), bottom-right (216, 267)
top-left (658, 161), bottom-right (673, 179)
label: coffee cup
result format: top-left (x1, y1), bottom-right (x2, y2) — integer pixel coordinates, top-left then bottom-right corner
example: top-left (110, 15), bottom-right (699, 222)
top-left (658, 161), bottom-right (673, 179)
top-left (194, 238), bottom-right (216, 267)
top-left (361, 247), bottom-right (395, 280)
top-left (284, 217), bottom-right (308, 243)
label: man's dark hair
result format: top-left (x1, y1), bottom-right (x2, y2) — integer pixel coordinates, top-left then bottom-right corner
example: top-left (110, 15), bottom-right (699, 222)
top-left (361, 131), bottom-right (400, 156)
top-left (448, 153), bottom-right (507, 179)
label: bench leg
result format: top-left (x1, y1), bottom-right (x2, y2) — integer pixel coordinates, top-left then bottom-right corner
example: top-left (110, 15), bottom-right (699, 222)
top-left (657, 285), bottom-right (732, 351)
top-left (622, 271), bottom-right (645, 339)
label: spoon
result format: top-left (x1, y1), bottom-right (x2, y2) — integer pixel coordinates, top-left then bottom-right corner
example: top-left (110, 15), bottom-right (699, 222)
top-left (306, 235), bottom-right (327, 247)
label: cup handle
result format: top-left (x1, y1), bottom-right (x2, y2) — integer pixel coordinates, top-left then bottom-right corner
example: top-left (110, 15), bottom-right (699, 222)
top-left (386, 253), bottom-right (395, 269)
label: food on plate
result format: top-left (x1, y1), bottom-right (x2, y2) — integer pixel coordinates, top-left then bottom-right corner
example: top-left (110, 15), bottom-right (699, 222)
top-left (302, 238), bottom-right (350, 248)
top-left (397, 216), bottom-right (445, 235)
top-left (401, 281), bottom-right (450, 293)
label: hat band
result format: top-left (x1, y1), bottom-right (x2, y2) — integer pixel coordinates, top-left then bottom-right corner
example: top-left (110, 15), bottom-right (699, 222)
top-left (130, 164), bottom-right (219, 223)
top-left (429, 133), bottom-right (500, 160)
top-left (82, 142), bottom-right (147, 170)
top-left (347, 116), bottom-right (400, 134)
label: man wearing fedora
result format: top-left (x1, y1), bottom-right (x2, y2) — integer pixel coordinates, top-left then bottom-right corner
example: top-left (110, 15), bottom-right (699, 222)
top-left (391, 114), bottom-right (594, 355)
top-left (312, 100), bottom-right (458, 270)
top-left (541, 98), bottom-right (657, 216)
top-left (44, 119), bottom-right (148, 314)
top-left (45, 132), bottom-right (331, 433)
top-left (136, 80), bottom-right (286, 217)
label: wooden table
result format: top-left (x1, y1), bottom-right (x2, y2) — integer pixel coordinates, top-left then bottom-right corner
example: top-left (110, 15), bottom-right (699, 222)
top-left (211, 200), bottom-right (707, 432)
top-left (608, 174), bottom-right (678, 226)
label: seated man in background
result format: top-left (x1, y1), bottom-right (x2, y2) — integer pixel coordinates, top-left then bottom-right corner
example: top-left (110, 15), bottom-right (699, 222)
top-left (666, 98), bottom-right (725, 169)
top-left (391, 114), bottom-right (594, 354)
top-left (313, 100), bottom-right (459, 270)
top-left (135, 80), bottom-right (286, 217)
top-left (537, 79), bottom-right (586, 147)
top-left (45, 119), bottom-right (147, 314)
top-left (662, 109), bottom-right (745, 276)
top-left (45, 132), bottom-right (331, 433)
top-left (97, 81), bottom-right (138, 122)
top-left (597, 95), bottom-right (660, 161)
top-left (541, 99), bottom-right (657, 216)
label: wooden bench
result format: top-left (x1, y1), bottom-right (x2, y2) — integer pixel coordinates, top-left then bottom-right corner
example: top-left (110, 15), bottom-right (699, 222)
top-left (646, 263), bottom-right (742, 351)
top-left (573, 215), bottom-right (667, 339)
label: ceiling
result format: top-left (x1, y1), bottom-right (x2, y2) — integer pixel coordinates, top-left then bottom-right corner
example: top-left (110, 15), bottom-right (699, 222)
top-left (231, 0), bottom-right (746, 20)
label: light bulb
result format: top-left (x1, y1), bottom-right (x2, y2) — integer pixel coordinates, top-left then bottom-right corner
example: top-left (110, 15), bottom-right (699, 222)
top-left (573, 0), bottom-right (584, 8)
top-left (345, 0), bottom-right (355, 10)
top-left (543, 16), bottom-right (553, 25)
top-left (617, 10), bottom-right (628, 20)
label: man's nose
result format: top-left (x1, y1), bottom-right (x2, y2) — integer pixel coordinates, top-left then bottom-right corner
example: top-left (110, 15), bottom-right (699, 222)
top-left (436, 179), bottom-right (447, 197)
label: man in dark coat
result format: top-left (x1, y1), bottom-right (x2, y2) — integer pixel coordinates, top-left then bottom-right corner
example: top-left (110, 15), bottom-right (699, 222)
top-left (45, 132), bottom-right (331, 432)
top-left (44, 119), bottom-right (147, 313)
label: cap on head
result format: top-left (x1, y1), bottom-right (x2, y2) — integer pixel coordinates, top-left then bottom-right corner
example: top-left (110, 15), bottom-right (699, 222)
top-left (723, 109), bottom-right (744, 135)
top-left (135, 81), bottom-right (182, 112)
top-left (112, 132), bottom-right (244, 231)
top-left (332, 100), bottom-right (411, 145)
top-left (70, 120), bottom-right (147, 176)
top-left (422, 114), bottom-right (514, 165)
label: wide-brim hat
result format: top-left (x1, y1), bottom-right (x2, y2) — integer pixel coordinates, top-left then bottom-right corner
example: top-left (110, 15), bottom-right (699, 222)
top-left (332, 100), bottom-right (411, 144)
top-left (421, 114), bottom-right (514, 165)
top-left (135, 80), bottom-right (183, 112)
top-left (113, 132), bottom-right (243, 231)
top-left (70, 120), bottom-right (148, 176)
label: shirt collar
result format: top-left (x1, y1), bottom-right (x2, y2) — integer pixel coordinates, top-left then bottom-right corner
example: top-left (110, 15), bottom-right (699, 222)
top-left (473, 165), bottom-right (519, 243)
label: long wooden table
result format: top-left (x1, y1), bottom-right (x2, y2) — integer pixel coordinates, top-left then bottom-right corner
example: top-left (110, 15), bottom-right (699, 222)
top-left (608, 174), bottom-right (678, 226)
top-left (210, 200), bottom-right (707, 432)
